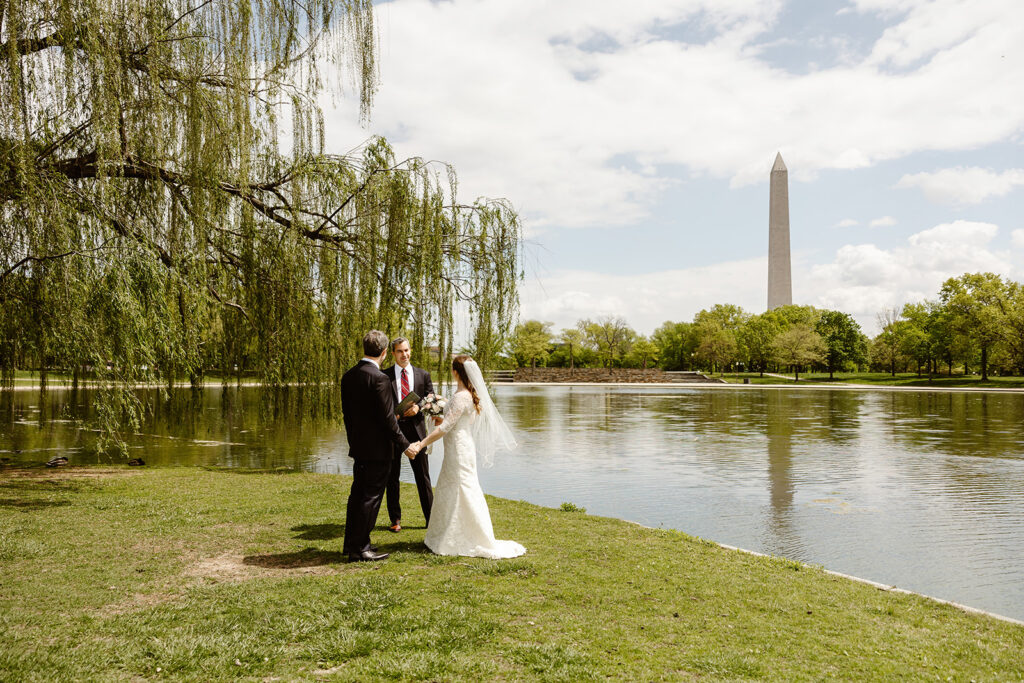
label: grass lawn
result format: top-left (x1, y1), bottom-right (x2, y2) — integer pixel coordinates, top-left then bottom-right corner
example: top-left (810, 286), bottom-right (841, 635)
top-left (717, 372), bottom-right (1024, 389)
top-left (2, 467), bottom-right (1022, 681)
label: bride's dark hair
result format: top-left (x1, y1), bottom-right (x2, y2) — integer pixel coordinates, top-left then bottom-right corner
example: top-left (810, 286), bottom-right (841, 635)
top-left (452, 355), bottom-right (481, 414)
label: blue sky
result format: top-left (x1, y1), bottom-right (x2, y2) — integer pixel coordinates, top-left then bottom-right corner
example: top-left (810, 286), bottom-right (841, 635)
top-left (327, 0), bottom-right (1024, 335)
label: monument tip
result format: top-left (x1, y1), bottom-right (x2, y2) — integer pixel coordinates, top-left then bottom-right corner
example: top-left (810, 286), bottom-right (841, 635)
top-left (772, 152), bottom-right (787, 173)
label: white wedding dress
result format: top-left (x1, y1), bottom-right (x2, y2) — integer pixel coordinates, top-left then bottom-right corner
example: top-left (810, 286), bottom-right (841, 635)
top-left (423, 389), bottom-right (526, 559)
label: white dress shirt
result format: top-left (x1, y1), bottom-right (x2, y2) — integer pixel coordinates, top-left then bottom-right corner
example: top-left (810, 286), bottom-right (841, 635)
top-left (394, 363), bottom-right (414, 401)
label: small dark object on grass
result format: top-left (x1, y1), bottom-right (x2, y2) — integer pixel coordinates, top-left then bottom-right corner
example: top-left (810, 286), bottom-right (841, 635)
top-left (45, 456), bottom-right (69, 468)
top-left (128, 458), bottom-right (145, 466)
top-left (559, 502), bottom-right (586, 513)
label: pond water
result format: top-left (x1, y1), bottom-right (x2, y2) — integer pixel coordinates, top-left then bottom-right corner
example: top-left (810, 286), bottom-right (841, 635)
top-left (3, 384), bottom-right (1024, 621)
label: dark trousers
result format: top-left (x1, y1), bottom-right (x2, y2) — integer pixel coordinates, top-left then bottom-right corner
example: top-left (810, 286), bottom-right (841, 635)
top-left (385, 435), bottom-right (433, 525)
top-left (343, 458), bottom-right (392, 554)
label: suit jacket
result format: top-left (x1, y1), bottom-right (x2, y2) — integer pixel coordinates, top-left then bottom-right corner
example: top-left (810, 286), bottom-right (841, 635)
top-left (341, 360), bottom-right (411, 461)
top-left (387, 364), bottom-right (434, 442)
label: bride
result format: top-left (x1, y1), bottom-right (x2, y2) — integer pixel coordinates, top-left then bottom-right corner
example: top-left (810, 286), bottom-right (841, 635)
top-left (413, 355), bottom-right (525, 559)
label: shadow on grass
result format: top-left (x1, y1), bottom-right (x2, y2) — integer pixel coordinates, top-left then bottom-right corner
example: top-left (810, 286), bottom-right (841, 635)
top-left (0, 497), bottom-right (71, 510)
top-left (0, 478), bottom-right (82, 492)
top-left (291, 523), bottom-right (345, 540)
top-left (376, 540), bottom-right (433, 555)
top-left (243, 547), bottom-right (346, 569)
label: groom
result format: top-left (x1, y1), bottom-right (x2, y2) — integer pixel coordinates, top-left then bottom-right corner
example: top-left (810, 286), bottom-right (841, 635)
top-left (341, 330), bottom-right (421, 562)
top-left (384, 337), bottom-right (435, 532)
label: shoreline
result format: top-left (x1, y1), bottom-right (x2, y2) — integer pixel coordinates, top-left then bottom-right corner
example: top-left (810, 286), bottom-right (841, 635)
top-left (502, 381), bottom-right (1024, 393)
top-left (702, 536), bottom-right (1024, 627)
top-left (8, 380), bottom-right (1024, 394)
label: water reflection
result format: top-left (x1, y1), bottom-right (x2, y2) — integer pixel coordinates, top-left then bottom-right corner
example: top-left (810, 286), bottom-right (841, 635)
top-left (2, 384), bottom-right (1024, 621)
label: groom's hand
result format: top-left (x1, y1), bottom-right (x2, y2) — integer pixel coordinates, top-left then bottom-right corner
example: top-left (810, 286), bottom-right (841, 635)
top-left (404, 442), bottom-right (421, 459)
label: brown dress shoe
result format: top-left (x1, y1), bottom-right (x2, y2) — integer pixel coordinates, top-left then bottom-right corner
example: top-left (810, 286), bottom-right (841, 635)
top-left (389, 520), bottom-right (401, 533)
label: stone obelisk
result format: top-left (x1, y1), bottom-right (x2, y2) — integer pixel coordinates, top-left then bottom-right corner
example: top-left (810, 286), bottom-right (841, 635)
top-left (767, 152), bottom-right (792, 310)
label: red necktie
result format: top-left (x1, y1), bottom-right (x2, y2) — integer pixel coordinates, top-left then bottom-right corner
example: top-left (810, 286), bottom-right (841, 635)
top-left (400, 368), bottom-right (410, 400)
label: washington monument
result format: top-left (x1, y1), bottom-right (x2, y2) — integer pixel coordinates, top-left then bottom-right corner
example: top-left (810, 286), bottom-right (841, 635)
top-left (767, 152), bottom-right (792, 310)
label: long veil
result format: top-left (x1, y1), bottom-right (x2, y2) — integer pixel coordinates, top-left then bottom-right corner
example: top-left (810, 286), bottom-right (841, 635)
top-left (463, 359), bottom-right (517, 466)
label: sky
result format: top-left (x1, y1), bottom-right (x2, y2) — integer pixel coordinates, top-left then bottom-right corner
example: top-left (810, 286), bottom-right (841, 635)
top-left (325, 0), bottom-right (1024, 336)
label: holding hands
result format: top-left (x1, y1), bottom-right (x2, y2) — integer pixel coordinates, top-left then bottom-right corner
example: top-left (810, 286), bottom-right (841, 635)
top-left (404, 441), bottom-right (422, 459)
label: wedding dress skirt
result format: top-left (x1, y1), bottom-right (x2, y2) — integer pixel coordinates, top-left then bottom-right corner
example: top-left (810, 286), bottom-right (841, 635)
top-left (423, 391), bottom-right (525, 559)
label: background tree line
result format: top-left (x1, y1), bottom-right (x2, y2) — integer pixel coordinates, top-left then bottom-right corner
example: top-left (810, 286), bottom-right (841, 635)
top-left (510, 272), bottom-right (1024, 380)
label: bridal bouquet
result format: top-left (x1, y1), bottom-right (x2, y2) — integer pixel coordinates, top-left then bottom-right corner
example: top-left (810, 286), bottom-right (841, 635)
top-left (420, 393), bottom-right (446, 417)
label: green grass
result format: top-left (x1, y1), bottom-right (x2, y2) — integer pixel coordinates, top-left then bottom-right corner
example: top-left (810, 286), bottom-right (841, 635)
top-left (717, 371), bottom-right (1024, 388)
top-left (2, 467), bottom-right (1022, 681)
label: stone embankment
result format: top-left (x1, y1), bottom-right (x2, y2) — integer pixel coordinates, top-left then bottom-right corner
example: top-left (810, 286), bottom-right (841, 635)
top-left (510, 368), bottom-right (723, 383)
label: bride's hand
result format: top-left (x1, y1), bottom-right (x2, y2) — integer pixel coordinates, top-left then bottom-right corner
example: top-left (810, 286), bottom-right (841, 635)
top-left (432, 416), bottom-right (443, 426)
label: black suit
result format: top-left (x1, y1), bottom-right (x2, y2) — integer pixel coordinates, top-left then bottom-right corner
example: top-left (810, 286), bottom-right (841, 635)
top-left (341, 359), bottom-right (411, 554)
top-left (385, 364), bottom-right (435, 524)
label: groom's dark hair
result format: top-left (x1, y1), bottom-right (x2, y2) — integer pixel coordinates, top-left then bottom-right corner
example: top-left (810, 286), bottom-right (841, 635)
top-left (363, 330), bottom-right (389, 357)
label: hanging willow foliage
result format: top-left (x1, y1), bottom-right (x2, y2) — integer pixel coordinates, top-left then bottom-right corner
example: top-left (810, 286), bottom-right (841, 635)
top-left (0, 0), bottom-right (520, 440)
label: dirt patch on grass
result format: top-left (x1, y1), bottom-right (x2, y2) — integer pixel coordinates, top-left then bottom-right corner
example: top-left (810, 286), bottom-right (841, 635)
top-left (189, 550), bottom-right (348, 582)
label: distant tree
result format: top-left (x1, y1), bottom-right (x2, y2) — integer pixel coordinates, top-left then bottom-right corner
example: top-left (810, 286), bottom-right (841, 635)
top-left (873, 308), bottom-right (904, 376)
top-left (693, 321), bottom-right (738, 374)
top-left (557, 327), bottom-right (587, 370)
top-left (939, 273), bottom-right (1009, 381)
top-left (694, 304), bottom-right (749, 331)
top-left (899, 302), bottom-right (940, 377)
top-left (1003, 283), bottom-right (1024, 375)
top-left (582, 316), bottom-right (635, 368)
top-left (815, 311), bottom-right (867, 379)
top-left (771, 324), bottom-right (825, 381)
top-left (512, 321), bottom-right (553, 368)
top-left (738, 313), bottom-right (782, 376)
top-left (627, 337), bottom-right (659, 369)
top-left (770, 304), bottom-right (821, 330)
top-left (651, 321), bottom-right (695, 370)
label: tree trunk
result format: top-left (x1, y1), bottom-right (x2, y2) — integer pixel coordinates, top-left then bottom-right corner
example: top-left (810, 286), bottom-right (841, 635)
top-left (981, 345), bottom-right (988, 381)
top-left (794, 365), bottom-right (800, 382)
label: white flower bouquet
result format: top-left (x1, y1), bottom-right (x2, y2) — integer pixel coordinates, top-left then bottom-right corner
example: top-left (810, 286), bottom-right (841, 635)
top-left (420, 393), bottom-right (446, 417)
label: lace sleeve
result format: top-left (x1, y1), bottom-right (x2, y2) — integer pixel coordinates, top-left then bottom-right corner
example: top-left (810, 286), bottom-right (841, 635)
top-left (436, 392), bottom-right (469, 434)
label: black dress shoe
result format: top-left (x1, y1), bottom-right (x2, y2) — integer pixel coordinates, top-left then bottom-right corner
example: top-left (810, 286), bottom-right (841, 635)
top-left (348, 549), bottom-right (389, 562)
top-left (342, 545), bottom-right (378, 554)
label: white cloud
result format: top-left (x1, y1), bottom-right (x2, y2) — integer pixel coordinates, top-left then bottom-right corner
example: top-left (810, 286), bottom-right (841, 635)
top-left (869, 216), bottom-right (897, 228)
top-left (1012, 229), bottom-right (1024, 249)
top-left (896, 167), bottom-right (1024, 205)
top-left (328, 0), bottom-right (1024, 231)
top-left (805, 220), bottom-right (1017, 331)
top-left (519, 256), bottom-right (767, 334)
top-left (835, 218), bottom-right (859, 227)
top-left (519, 221), bottom-right (1020, 336)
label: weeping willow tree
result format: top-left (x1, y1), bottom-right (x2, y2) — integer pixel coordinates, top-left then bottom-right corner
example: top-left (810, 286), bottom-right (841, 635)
top-left (0, 1), bottom-right (520, 438)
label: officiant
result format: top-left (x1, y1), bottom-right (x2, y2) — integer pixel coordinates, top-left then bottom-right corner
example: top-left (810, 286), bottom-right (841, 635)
top-left (384, 337), bottom-right (435, 532)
